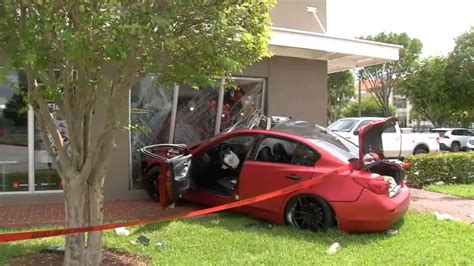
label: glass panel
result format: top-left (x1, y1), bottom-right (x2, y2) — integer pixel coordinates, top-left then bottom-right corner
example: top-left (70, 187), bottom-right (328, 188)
top-left (0, 71), bottom-right (29, 192)
top-left (34, 109), bottom-right (65, 191)
top-left (130, 76), bottom-right (173, 189)
top-left (220, 78), bottom-right (264, 131)
top-left (174, 85), bottom-right (219, 144)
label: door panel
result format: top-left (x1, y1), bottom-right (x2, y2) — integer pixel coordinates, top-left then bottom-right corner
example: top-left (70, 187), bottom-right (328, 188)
top-left (238, 161), bottom-right (314, 214)
top-left (159, 154), bottom-right (192, 208)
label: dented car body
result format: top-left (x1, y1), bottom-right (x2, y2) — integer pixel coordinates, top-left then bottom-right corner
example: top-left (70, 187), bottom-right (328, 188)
top-left (139, 116), bottom-right (410, 232)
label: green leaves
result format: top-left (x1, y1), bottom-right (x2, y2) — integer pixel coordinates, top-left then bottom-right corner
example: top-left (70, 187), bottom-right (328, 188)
top-left (405, 152), bottom-right (474, 188)
top-left (327, 71), bottom-right (356, 122)
top-left (445, 27), bottom-right (474, 117)
top-left (359, 32), bottom-right (422, 116)
top-left (0, 0), bottom-right (274, 88)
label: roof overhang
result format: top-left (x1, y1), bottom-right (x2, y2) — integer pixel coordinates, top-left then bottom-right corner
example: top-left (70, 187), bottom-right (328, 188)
top-left (269, 27), bottom-right (402, 73)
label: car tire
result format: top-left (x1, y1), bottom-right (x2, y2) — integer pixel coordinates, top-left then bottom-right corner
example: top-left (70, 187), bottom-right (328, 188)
top-left (451, 142), bottom-right (461, 152)
top-left (413, 146), bottom-right (428, 155)
top-left (143, 165), bottom-right (161, 202)
top-left (285, 195), bottom-right (335, 232)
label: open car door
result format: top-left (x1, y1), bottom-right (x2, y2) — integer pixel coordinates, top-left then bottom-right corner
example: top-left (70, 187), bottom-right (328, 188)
top-left (160, 153), bottom-right (192, 208)
top-left (139, 144), bottom-right (192, 208)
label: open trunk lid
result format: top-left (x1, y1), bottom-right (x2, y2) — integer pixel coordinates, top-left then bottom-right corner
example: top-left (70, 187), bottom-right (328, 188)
top-left (358, 117), bottom-right (398, 161)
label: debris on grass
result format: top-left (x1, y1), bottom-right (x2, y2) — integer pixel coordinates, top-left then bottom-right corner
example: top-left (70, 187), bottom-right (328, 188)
top-left (114, 227), bottom-right (130, 236)
top-left (386, 229), bottom-right (399, 235)
top-left (243, 222), bottom-right (273, 230)
top-left (137, 235), bottom-right (150, 246)
top-left (434, 211), bottom-right (453, 221)
top-left (40, 246), bottom-right (65, 254)
top-left (156, 241), bottom-right (166, 248)
top-left (327, 242), bottom-right (341, 255)
top-left (434, 181), bottom-right (445, 185)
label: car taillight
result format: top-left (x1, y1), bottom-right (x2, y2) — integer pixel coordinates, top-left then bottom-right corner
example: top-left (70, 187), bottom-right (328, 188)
top-left (400, 162), bottom-right (412, 170)
top-left (354, 176), bottom-right (389, 195)
top-left (436, 137), bottom-right (440, 144)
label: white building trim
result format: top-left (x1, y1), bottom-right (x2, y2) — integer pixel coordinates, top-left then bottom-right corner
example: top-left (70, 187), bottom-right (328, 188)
top-left (269, 27), bottom-right (402, 73)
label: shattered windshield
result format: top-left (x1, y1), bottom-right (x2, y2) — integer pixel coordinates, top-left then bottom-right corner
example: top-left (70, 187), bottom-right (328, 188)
top-left (327, 119), bottom-right (358, 132)
top-left (273, 120), bottom-right (359, 161)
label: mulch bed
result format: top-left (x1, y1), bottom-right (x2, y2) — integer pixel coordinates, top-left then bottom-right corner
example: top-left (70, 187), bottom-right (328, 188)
top-left (7, 250), bottom-right (148, 266)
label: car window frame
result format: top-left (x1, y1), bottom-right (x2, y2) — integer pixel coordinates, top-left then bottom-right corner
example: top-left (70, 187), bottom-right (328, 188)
top-left (249, 134), bottom-right (320, 167)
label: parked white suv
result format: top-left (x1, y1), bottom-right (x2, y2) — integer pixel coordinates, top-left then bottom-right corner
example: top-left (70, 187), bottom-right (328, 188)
top-left (327, 117), bottom-right (440, 158)
top-left (431, 128), bottom-right (474, 152)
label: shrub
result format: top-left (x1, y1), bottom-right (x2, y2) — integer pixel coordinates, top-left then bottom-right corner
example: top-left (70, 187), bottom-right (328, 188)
top-left (404, 152), bottom-right (474, 188)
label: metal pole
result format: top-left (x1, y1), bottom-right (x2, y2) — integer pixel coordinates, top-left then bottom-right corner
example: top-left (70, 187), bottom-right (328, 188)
top-left (214, 77), bottom-right (226, 135)
top-left (2, 163), bottom-right (5, 192)
top-left (358, 78), bottom-right (362, 117)
top-left (168, 84), bottom-right (180, 143)
top-left (28, 105), bottom-right (35, 192)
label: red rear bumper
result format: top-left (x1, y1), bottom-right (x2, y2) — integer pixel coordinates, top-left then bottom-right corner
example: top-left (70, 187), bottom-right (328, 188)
top-left (331, 186), bottom-right (411, 232)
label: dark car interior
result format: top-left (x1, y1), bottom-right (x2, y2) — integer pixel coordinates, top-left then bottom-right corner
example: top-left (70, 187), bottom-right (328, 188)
top-left (191, 135), bottom-right (257, 195)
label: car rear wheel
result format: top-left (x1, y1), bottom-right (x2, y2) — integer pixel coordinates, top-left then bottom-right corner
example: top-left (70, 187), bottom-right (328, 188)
top-left (143, 166), bottom-right (160, 202)
top-left (451, 142), bottom-right (461, 152)
top-left (413, 146), bottom-right (428, 155)
top-left (285, 195), bottom-right (334, 232)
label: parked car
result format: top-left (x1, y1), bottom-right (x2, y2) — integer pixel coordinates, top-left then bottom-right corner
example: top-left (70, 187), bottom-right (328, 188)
top-left (467, 137), bottom-right (474, 151)
top-left (327, 117), bottom-right (439, 158)
top-left (139, 116), bottom-right (410, 233)
top-left (430, 128), bottom-right (474, 152)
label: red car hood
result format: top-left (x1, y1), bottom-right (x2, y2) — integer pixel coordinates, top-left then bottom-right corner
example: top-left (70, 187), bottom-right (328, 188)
top-left (358, 117), bottom-right (398, 160)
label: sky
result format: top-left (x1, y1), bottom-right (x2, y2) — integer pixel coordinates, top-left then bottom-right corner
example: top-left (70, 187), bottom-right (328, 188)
top-left (326, 0), bottom-right (474, 57)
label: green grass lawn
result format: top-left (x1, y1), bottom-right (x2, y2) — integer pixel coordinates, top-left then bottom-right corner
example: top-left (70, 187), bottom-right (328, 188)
top-left (1, 212), bottom-right (473, 265)
top-left (425, 184), bottom-right (474, 199)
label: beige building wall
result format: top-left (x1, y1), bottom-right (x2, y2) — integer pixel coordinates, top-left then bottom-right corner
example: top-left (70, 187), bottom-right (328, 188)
top-left (270, 0), bottom-right (327, 33)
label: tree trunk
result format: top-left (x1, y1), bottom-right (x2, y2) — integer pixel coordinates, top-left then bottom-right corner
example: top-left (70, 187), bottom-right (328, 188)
top-left (63, 181), bottom-right (87, 265)
top-left (62, 151), bottom-right (112, 265)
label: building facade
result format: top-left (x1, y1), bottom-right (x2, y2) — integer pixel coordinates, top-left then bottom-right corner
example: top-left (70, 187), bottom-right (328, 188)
top-left (0, 0), bottom-right (400, 204)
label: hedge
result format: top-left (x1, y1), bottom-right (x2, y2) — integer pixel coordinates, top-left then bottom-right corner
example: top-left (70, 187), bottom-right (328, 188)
top-left (404, 152), bottom-right (474, 188)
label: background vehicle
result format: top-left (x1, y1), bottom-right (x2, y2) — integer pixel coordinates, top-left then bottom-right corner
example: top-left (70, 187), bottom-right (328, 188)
top-left (430, 128), bottom-right (474, 152)
top-left (327, 117), bottom-right (439, 158)
top-left (139, 117), bottom-right (410, 233)
top-left (467, 137), bottom-right (474, 151)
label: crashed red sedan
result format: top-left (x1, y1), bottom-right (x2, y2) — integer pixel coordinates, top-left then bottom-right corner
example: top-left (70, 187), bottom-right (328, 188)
top-left (139, 116), bottom-right (410, 232)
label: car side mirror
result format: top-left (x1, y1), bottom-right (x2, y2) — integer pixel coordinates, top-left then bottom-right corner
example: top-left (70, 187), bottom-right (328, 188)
top-left (353, 130), bottom-right (359, 135)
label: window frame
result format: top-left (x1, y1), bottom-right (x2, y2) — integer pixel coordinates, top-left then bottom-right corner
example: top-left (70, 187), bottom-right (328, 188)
top-left (249, 134), bottom-right (320, 167)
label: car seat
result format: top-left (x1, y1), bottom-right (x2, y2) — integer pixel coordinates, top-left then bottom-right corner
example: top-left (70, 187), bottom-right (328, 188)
top-left (257, 146), bottom-right (273, 162)
top-left (272, 143), bottom-right (289, 163)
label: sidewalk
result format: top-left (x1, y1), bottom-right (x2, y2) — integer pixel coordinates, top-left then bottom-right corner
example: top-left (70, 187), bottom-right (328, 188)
top-left (410, 188), bottom-right (474, 223)
top-left (0, 200), bottom-right (199, 228)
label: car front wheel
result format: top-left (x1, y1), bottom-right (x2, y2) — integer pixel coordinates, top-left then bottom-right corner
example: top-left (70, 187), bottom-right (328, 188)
top-left (143, 166), bottom-right (161, 202)
top-left (285, 195), bottom-right (334, 232)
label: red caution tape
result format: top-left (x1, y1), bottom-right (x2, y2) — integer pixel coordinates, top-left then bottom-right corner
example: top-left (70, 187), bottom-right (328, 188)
top-left (0, 164), bottom-right (352, 243)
